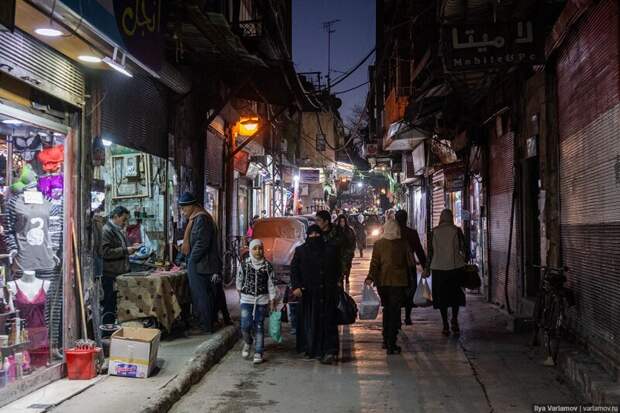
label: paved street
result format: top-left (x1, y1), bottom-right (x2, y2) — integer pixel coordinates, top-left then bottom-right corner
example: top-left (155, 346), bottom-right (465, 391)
top-left (170, 250), bottom-right (580, 413)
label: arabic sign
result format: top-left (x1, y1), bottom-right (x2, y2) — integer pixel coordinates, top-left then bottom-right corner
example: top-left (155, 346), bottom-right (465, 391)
top-left (60, 0), bottom-right (164, 71)
top-left (0, 0), bottom-right (15, 32)
top-left (444, 20), bottom-right (543, 71)
top-left (299, 168), bottom-right (322, 184)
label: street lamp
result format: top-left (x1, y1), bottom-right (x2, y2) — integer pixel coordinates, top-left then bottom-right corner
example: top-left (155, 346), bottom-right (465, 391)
top-left (239, 117), bottom-right (260, 136)
top-left (357, 182), bottom-right (363, 188)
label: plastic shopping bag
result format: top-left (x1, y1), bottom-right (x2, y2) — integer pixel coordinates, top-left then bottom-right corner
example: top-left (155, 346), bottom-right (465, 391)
top-left (359, 284), bottom-right (381, 320)
top-left (269, 310), bottom-right (283, 343)
top-left (413, 277), bottom-right (433, 307)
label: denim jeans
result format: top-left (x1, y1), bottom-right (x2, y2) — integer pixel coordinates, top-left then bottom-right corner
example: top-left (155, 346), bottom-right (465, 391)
top-left (240, 303), bottom-right (268, 355)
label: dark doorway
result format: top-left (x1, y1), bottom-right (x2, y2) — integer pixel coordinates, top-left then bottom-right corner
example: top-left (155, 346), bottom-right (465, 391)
top-left (522, 156), bottom-right (541, 298)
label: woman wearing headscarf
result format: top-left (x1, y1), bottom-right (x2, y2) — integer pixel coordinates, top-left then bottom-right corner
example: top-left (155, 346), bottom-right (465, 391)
top-left (236, 239), bottom-right (277, 364)
top-left (424, 209), bottom-right (468, 336)
top-left (291, 224), bottom-right (341, 364)
top-left (336, 214), bottom-right (356, 285)
top-left (365, 220), bottom-right (411, 354)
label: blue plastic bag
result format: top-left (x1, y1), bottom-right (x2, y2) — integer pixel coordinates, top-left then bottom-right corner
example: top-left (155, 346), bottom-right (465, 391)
top-left (269, 311), bottom-right (283, 343)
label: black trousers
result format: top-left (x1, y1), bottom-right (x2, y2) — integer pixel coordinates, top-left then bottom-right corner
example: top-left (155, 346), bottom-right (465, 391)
top-left (101, 275), bottom-right (117, 325)
top-left (378, 287), bottom-right (406, 348)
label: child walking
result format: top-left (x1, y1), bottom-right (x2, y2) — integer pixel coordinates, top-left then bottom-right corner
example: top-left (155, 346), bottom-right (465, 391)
top-left (236, 239), bottom-right (277, 364)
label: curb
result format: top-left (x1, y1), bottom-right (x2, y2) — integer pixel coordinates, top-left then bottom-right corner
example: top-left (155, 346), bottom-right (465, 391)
top-left (558, 349), bottom-right (620, 406)
top-left (139, 325), bottom-right (240, 413)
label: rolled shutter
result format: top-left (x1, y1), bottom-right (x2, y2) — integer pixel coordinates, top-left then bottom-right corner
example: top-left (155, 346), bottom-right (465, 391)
top-left (206, 128), bottom-right (224, 187)
top-left (0, 29), bottom-right (84, 106)
top-left (99, 71), bottom-right (168, 158)
top-left (557, 0), bottom-right (620, 361)
top-left (431, 170), bottom-right (445, 227)
top-left (488, 131), bottom-right (517, 308)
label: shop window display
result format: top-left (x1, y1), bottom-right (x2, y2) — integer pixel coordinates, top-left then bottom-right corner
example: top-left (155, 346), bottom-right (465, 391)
top-left (0, 118), bottom-right (67, 389)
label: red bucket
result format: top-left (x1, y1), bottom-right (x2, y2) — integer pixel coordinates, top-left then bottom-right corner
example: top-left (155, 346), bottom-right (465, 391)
top-left (65, 348), bottom-right (99, 380)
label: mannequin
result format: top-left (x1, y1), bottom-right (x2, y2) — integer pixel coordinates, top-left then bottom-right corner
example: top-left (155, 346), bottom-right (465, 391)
top-left (8, 271), bottom-right (50, 358)
top-left (3, 165), bottom-right (58, 274)
top-left (7, 271), bottom-right (50, 302)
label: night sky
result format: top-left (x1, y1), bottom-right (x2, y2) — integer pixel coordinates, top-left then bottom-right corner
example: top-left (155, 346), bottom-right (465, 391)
top-left (292, 0), bottom-right (375, 125)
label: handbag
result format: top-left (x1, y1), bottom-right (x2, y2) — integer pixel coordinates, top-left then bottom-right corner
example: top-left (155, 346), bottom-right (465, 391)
top-left (462, 264), bottom-right (481, 289)
top-left (280, 303), bottom-right (289, 323)
top-left (336, 289), bottom-right (358, 325)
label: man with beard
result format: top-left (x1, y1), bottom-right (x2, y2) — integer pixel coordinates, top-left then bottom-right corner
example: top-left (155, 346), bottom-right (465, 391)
top-left (315, 210), bottom-right (345, 283)
top-left (291, 225), bottom-right (341, 364)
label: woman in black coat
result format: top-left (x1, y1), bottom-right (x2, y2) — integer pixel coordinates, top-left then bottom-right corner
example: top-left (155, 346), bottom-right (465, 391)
top-left (291, 225), bottom-right (342, 365)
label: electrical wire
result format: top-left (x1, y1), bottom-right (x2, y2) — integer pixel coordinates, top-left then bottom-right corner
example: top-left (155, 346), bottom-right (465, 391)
top-left (328, 48), bottom-right (376, 89)
top-left (334, 81), bottom-right (370, 95)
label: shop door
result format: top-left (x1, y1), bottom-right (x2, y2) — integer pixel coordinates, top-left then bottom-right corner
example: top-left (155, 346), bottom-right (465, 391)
top-left (556, 0), bottom-right (620, 361)
top-left (521, 156), bottom-right (541, 298)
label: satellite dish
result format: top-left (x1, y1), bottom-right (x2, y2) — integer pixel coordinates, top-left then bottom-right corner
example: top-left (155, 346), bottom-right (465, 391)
top-left (333, 97), bottom-right (342, 109)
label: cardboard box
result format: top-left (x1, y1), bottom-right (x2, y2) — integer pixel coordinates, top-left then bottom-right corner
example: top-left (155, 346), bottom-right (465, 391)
top-left (108, 327), bottom-right (161, 378)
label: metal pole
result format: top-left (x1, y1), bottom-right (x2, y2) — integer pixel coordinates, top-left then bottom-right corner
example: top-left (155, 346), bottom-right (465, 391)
top-left (322, 19), bottom-right (340, 93)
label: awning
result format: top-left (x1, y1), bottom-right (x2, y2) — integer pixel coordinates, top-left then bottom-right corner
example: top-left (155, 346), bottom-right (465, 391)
top-left (383, 120), bottom-right (430, 152)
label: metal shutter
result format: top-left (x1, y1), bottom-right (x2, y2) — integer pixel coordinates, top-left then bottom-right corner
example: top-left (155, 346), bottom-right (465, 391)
top-left (557, 0), bottom-right (620, 362)
top-left (0, 28), bottom-right (84, 106)
top-left (99, 71), bottom-right (169, 158)
top-left (488, 131), bottom-right (518, 308)
top-left (206, 128), bottom-right (224, 187)
top-left (431, 170), bottom-right (445, 227)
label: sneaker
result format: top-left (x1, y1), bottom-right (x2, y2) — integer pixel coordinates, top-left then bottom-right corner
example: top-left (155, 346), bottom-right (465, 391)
top-left (253, 353), bottom-right (264, 364)
top-left (241, 343), bottom-right (251, 359)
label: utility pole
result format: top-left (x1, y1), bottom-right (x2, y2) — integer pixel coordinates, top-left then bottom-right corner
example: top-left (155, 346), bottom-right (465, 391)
top-left (322, 19), bottom-right (340, 93)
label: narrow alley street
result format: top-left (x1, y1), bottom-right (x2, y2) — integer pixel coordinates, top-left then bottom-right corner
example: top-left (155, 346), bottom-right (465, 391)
top-left (170, 251), bottom-right (580, 413)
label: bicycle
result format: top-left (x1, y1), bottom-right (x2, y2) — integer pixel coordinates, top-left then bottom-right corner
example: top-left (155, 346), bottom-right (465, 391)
top-left (530, 265), bottom-right (575, 366)
top-left (222, 236), bottom-right (246, 287)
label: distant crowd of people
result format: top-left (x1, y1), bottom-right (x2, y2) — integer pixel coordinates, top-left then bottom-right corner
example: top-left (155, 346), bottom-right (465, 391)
top-left (238, 206), bottom-right (469, 363)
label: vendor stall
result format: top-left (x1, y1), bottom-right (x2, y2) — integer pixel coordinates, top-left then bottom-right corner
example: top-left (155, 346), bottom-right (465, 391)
top-left (115, 270), bottom-right (190, 333)
top-left (92, 141), bottom-right (180, 332)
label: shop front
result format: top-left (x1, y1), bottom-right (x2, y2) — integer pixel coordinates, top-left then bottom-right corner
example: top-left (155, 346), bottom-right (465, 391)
top-left (0, 16), bottom-right (86, 403)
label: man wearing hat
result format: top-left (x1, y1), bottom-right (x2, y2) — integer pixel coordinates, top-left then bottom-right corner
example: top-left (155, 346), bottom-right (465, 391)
top-left (179, 192), bottom-right (223, 334)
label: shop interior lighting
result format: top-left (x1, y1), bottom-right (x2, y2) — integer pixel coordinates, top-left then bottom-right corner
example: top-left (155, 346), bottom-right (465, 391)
top-left (78, 55), bottom-right (102, 63)
top-left (2, 119), bottom-right (23, 125)
top-left (102, 139), bottom-right (113, 146)
top-left (53, 132), bottom-right (63, 137)
top-left (35, 27), bottom-right (64, 37)
top-left (293, 175), bottom-right (300, 183)
top-left (103, 48), bottom-right (133, 78)
top-left (357, 182), bottom-right (363, 188)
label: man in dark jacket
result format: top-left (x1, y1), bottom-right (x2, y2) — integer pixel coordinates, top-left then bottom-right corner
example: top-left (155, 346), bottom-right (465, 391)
top-left (101, 206), bottom-right (141, 324)
top-left (179, 192), bottom-right (223, 334)
top-left (315, 210), bottom-right (345, 283)
top-left (395, 210), bottom-right (427, 325)
top-left (291, 225), bottom-right (341, 364)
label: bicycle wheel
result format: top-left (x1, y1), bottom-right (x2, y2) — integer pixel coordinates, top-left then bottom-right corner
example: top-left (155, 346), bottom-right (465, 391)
top-left (544, 298), bottom-right (563, 365)
top-left (530, 294), bottom-right (544, 346)
top-left (223, 254), bottom-right (237, 287)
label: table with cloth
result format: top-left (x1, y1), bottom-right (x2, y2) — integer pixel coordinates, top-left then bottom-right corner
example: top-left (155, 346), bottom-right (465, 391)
top-left (115, 270), bottom-right (190, 332)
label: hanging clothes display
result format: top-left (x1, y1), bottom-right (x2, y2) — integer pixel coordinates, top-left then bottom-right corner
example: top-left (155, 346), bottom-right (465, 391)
top-left (3, 190), bottom-right (57, 274)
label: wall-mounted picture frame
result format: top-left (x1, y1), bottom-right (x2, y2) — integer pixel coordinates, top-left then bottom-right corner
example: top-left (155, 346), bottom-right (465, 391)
top-left (111, 153), bottom-right (151, 199)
